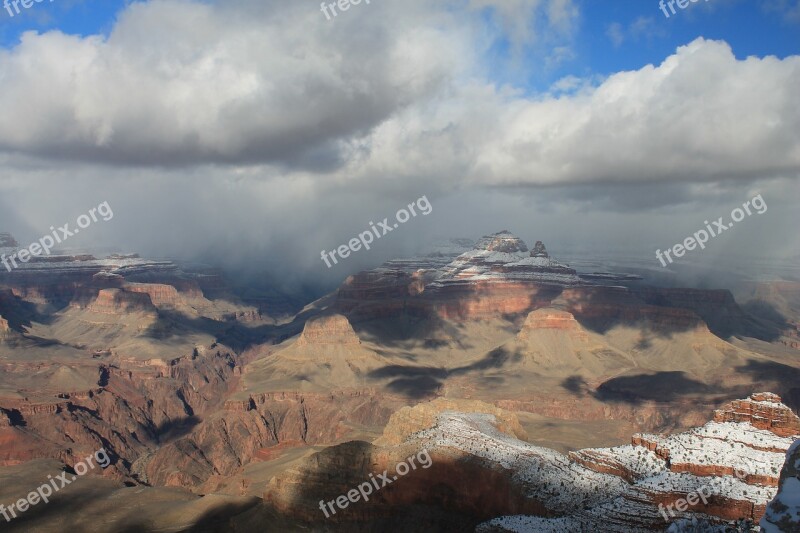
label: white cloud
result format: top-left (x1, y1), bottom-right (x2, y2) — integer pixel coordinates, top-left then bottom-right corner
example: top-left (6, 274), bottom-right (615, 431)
top-left (0, 1), bottom-right (796, 196)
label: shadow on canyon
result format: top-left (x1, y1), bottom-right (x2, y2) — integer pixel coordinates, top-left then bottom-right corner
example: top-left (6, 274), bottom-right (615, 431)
top-left (367, 346), bottom-right (523, 399)
top-left (560, 359), bottom-right (800, 413)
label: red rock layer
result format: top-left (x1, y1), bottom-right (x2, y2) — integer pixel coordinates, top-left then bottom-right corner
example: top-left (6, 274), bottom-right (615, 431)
top-left (517, 308), bottom-right (588, 341)
top-left (713, 393), bottom-right (800, 437)
top-left (124, 283), bottom-right (184, 306)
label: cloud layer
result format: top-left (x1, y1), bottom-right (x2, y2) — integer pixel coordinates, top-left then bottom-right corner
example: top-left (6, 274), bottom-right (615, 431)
top-left (0, 0), bottom-right (797, 290)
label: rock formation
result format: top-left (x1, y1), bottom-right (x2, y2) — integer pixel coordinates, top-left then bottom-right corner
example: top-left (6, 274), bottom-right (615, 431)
top-left (87, 288), bottom-right (158, 316)
top-left (295, 314), bottom-right (361, 346)
top-left (517, 308), bottom-right (588, 340)
top-left (530, 240), bottom-right (548, 258)
top-left (264, 393), bottom-right (799, 531)
top-left (0, 232), bottom-right (18, 248)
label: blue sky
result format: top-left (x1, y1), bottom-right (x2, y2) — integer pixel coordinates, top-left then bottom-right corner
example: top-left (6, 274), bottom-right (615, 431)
top-left (1, 1), bottom-right (798, 90)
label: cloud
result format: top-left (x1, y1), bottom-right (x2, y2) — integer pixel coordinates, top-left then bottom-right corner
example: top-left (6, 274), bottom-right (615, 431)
top-left (0, 0), bottom-right (797, 290)
top-left (0, 0), bottom-right (466, 168)
top-left (606, 22), bottom-right (624, 47)
top-left (605, 16), bottom-right (664, 48)
top-left (0, 0), bottom-right (795, 194)
top-left (763, 0), bottom-right (800, 23)
top-left (338, 38), bottom-right (799, 192)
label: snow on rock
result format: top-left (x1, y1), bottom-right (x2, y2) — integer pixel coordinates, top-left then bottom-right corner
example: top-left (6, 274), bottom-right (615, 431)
top-left (463, 394), bottom-right (799, 532)
top-left (760, 438), bottom-right (800, 532)
top-left (413, 412), bottom-right (629, 512)
top-left (430, 231), bottom-right (583, 287)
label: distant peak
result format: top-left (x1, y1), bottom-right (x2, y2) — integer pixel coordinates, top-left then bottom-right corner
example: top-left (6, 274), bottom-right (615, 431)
top-left (531, 241), bottom-right (549, 258)
top-left (0, 233), bottom-right (18, 248)
top-left (474, 231), bottom-right (529, 253)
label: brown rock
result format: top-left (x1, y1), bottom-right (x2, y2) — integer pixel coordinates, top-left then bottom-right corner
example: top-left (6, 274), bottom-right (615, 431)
top-left (714, 393), bottom-right (800, 437)
top-left (295, 314), bottom-right (361, 346)
top-left (87, 288), bottom-right (157, 316)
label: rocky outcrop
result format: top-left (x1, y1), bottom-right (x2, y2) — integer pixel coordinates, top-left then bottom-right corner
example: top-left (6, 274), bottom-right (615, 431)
top-left (334, 232), bottom-right (745, 328)
top-left (0, 344), bottom-right (242, 483)
top-left (375, 397), bottom-right (528, 446)
top-left (760, 439), bottom-right (800, 532)
top-left (0, 232), bottom-right (18, 248)
top-left (266, 394), bottom-right (799, 532)
top-left (143, 388), bottom-right (399, 491)
top-left (87, 288), bottom-right (157, 316)
top-left (473, 231), bottom-right (529, 253)
top-left (124, 283), bottom-right (184, 307)
top-left (517, 308), bottom-right (588, 341)
top-left (530, 240), bottom-right (548, 258)
top-left (713, 392), bottom-right (800, 438)
top-left (295, 314), bottom-right (361, 346)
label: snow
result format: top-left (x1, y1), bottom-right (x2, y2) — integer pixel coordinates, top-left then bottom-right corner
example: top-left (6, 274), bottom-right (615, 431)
top-left (690, 421), bottom-right (796, 452)
top-left (637, 470), bottom-right (776, 501)
top-left (635, 422), bottom-right (791, 480)
top-left (575, 444), bottom-right (665, 478)
top-left (429, 406), bottom-right (798, 533)
top-left (760, 439), bottom-right (800, 532)
top-left (414, 412), bottom-right (629, 511)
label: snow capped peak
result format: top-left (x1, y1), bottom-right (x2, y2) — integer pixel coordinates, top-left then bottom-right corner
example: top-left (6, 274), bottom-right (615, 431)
top-left (474, 231), bottom-right (529, 253)
top-left (431, 232), bottom-right (581, 287)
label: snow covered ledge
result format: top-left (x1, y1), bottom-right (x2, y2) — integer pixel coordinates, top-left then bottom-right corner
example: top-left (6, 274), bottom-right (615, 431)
top-left (760, 438), bottom-right (800, 532)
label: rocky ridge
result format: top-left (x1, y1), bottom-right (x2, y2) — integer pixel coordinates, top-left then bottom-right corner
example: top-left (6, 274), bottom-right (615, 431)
top-left (262, 394), bottom-right (799, 531)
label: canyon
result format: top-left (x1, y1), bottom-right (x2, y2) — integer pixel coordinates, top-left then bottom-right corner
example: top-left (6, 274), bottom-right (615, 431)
top-left (0, 230), bottom-right (798, 531)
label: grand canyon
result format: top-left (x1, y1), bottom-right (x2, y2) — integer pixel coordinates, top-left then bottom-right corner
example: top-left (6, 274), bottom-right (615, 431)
top-left (0, 230), bottom-right (798, 531)
top-left (1, 1), bottom-right (799, 532)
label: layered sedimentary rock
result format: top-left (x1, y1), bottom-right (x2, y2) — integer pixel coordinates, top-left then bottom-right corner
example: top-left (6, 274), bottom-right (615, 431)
top-left (336, 231), bottom-right (581, 321)
top-left (87, 288), bottom-right (158, 316)
top-left (266, 394), bottom-right (799, 532)
top-left (142, 388), bottom-right (400, 492)
top-left (295, 314), bottom-right (361, 346)
top-left (713, 392), bottom-right (800, 438)
top-left (0, 344), bottom-right (242, 481)
top-left (432, 231), bottom-right (581, 286)
top-left (517, 308), bottom-right (588, 341)
top-left (124, 282), bottom-right (185, 307)
top-left (559, 285), bottom-right (708, 332)
top-left (334, 230), bottom-right (751, 329)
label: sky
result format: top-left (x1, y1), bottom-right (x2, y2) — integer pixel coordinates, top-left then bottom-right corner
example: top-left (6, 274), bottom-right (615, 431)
top-left (0, 0), bottom-right (798, 293)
